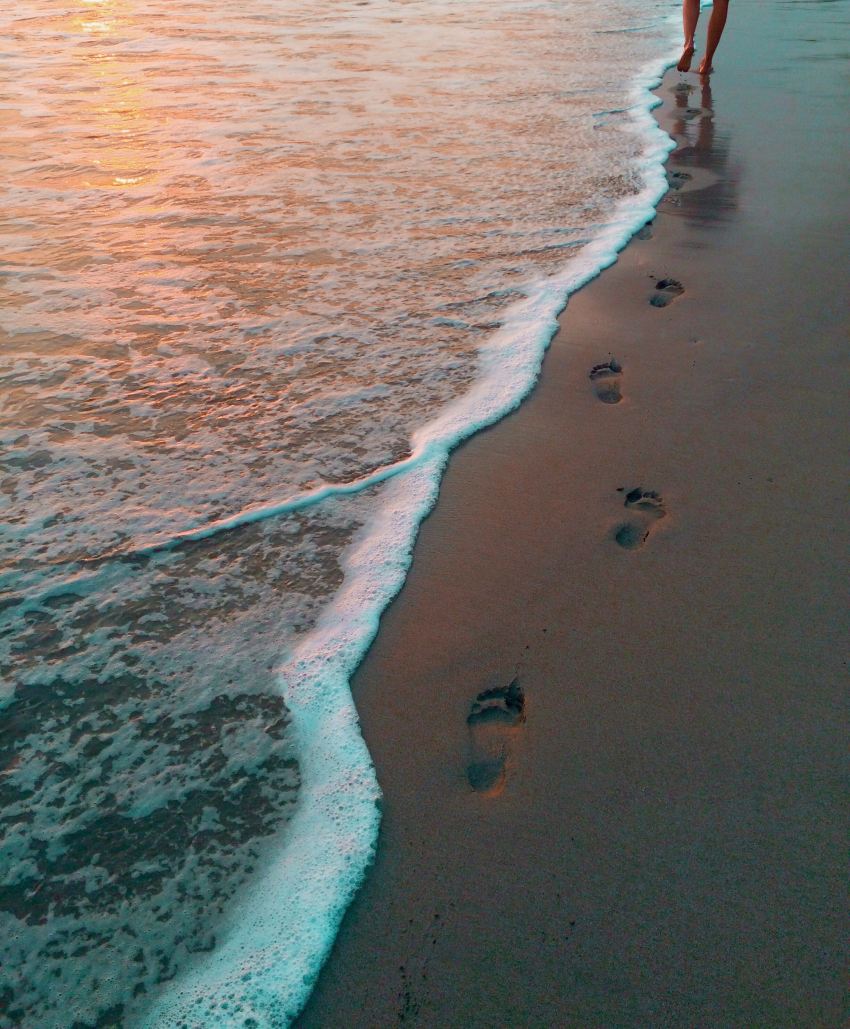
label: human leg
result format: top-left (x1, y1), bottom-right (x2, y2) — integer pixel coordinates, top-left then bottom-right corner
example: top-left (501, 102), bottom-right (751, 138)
top-left (699, 0), bottom-right (730, 74)
top-left (677, 0), bottom-right (700, 71)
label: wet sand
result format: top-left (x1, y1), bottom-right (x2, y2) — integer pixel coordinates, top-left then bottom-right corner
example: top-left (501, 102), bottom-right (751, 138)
top-left (298, 2), bottom-right (849, 1025)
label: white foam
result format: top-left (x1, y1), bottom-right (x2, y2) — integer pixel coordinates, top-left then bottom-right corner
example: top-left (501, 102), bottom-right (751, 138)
top-left (143, 30), bottom-right (684, 1029)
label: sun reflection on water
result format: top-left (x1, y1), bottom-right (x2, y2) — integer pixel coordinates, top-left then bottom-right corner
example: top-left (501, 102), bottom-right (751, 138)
top-left (72, 3), bottom-right (159, 189)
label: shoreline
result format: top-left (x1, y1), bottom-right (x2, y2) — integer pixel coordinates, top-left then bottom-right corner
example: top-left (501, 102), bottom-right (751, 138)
top-left (141, 29), bottom-right (688, 1026)
top-left (298, 2), bottom-right (848, 1025)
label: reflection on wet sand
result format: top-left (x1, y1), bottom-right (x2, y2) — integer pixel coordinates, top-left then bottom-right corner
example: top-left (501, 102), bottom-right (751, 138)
top-left (663, 76), bottom-right (741, 226)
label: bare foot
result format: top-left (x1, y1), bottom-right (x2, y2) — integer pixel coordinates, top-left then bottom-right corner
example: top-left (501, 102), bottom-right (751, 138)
top-left (677, 45), bottom-right (695, 72)
top-left (698, 58), bottom-right (713, 75)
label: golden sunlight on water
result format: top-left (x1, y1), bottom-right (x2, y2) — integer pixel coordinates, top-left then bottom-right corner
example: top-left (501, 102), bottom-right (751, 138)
top-left (12, 1), bottom-right (155, 191)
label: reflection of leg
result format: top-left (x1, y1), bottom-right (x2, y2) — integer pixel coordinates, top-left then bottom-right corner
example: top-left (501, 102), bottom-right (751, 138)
top-left (696, 79), bottom-right (714, 150)
top-left (677, 0), bottom-right (700, 70)
top-left (699, 0), bottom-right (729, 75)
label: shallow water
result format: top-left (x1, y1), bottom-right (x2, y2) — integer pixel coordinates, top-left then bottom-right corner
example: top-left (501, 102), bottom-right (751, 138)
top-left (1, 0), bottom-right (678, 1023)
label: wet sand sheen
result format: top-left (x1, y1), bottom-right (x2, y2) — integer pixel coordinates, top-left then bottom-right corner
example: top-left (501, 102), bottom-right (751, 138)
top-left (298, 3), bottom-right (849, 1026)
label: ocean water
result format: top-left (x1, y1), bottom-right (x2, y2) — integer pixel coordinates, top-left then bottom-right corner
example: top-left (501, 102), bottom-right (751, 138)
top-left (1, 0), bottom-right (681, 1024)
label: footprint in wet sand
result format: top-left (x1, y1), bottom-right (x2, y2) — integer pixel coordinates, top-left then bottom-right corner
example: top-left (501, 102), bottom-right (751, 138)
top-left (650, 278), bottom-right (685, 307)
top-left (614, 487), bottom-right (667, 549)
top-left (466, 678), bottom-right (525, 794)
top-left (667, 169), bottom-right (693, 190)
top-left (589, 358), bottom-right (623, 404)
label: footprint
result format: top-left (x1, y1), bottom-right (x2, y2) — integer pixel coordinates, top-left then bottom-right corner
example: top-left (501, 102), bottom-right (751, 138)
top-left (650, 278), bottom-right (685, 307)
top-left (667, 169), bottom-right (692, 190)
top-left (589, 358), bottom-right (623, 404)
top-left (614, 487), bottom-right (667, 549)
top-left (466, 678), bottom-right (525, 794)
top-left (636, 220), bottom-right (654, 240)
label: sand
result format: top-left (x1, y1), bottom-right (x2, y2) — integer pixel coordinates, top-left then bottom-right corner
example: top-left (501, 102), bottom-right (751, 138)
top-left (297, 3), bottom-right (849, 1025)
